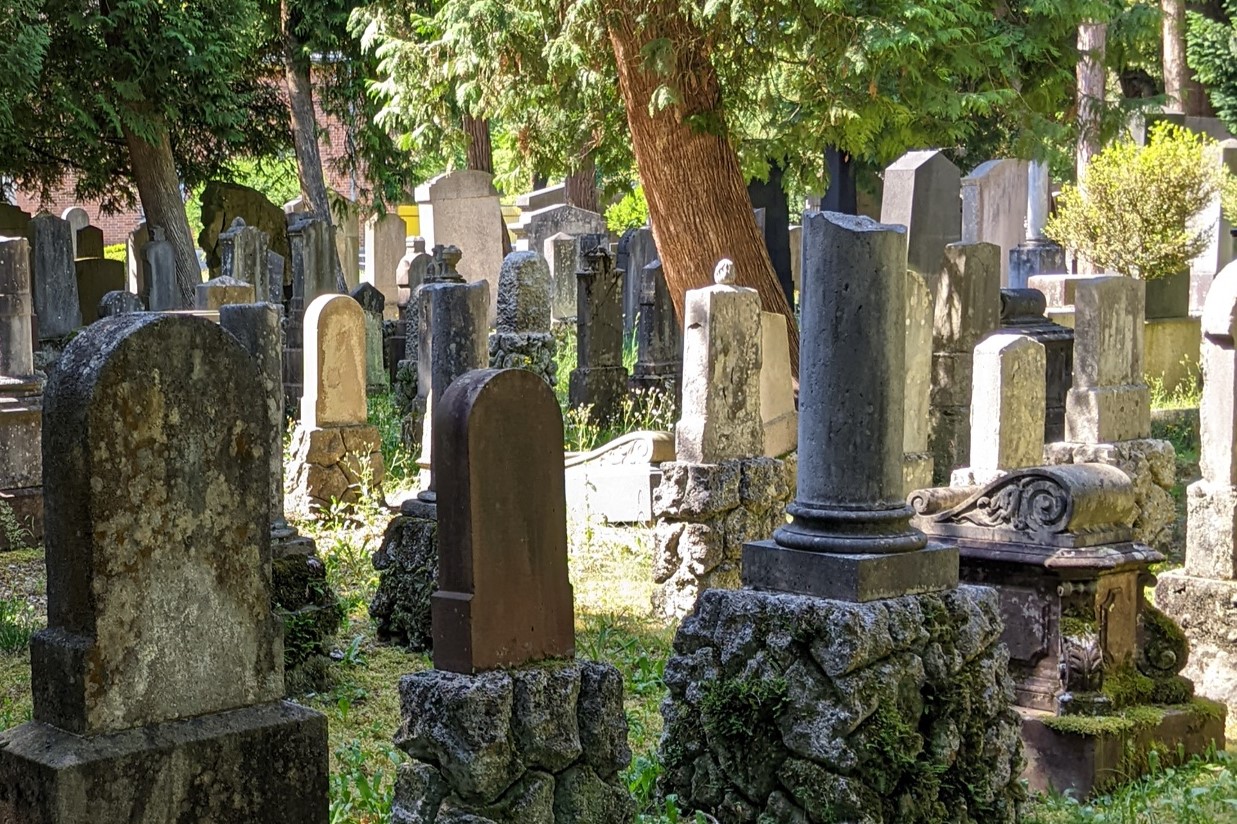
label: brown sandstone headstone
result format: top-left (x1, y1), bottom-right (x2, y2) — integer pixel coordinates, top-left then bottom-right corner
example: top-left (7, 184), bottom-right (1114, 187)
top-left (432, 368), bottom-right (575, 673)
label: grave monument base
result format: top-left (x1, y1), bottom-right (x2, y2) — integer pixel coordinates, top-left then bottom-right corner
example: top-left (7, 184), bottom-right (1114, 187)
top-left (1156, 571), bottom-right (1237, 739)
top-left (488, 330), bottom-right (557, 388)
top-left (1019, 701), bottom-right (1225, 798)
top-left (742, 540), bottom-right (959, 602)
top-left (392, 661), bottom-right (633, 824)
top-left (0, 700), bottom-right (328, 824)
top-left (288, 423), bottom-right (385, 513)
top-left (658, 586), bottom-right (1024, 823)
top-left (370, 498), bottom-right (438, 650)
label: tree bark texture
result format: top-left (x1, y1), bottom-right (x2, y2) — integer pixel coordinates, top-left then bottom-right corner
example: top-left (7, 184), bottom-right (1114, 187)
top-left (1163, 0), bottom-right (1188, 112)
top-left (606, 6), bottom-right (799, 374)
top-left (463, 114), bottom-right (494, 174)
top-left (122, 123), bottom-right (198, 309)
top-left (280, 0), bottom-right (344, 286)
top-left (565, 152), bottom-right (599, 213)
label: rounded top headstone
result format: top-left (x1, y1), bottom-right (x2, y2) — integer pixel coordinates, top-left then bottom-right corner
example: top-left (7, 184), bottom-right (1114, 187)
top-left (713, 259), bottom-right (736, 285)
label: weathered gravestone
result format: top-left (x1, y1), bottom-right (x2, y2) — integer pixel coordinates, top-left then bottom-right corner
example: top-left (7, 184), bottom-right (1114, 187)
top-left (364, 212), bottom-right (406, 319)
top-left (60, 207), bottom-right (89, 258)
top-left (415, 170), bottom-right (505, 325)
top-left (929, 241), bottom-right (1002, 483)
top-left (0, 204), bottom-right (32, 237)
top-left (27, 212), bottom-right (81, 338)
top-left (199, 181), bottom-right (291, 280)
top-left (0, 313), bottom-right (328, 823)
top-left (392, 367), bottom-right (633, 823)
top-left (630, 259), bottom-right (681, 401)
top-left (657, 212), bottom-right (1023, 823)
top-left (512, 203), bottom-right (608, 264)
top-left (618, 226), bottom-right (657, 334)
top-left (544, 231), bottom-right (578, 321)
top-left (196, 275), bottom-right (256, 311)
top-left (961, 159), bottom-right (1030, 287)
top-left (391, 237), bottom-right (432, 439)
top-left (288, 294), bottom-right (385, 513)
top-left (351, 282), bottom-right (390, 395)
top-left (73, 258), bottom-right (125, 325)
top-left (1044, 277), bottom-right (1176, 551)
top-left (760, 311), bottom-right (796, 459)
top-left (1000, 287), bottom-right (1075, 442)
top-left (97, 290), bottom-right (145, 318)
top-left (489, 250), bottom-right (557, 387)
top-left (283, 213), bottom-right (339, 415)
top-left (142, 226), bottom-right (179, 311)
top-left (219, 216), bottom-right (271, 306)
top-left (1158, 260), bottom-right (1237, 738)
top-left (75, 225), bottom-right (104, 261)
top-left (652, 261), bottom-right (794, 619)
top-left (125, 222), bottom-right (149, 298)
top-left (880, 149), bottom-right (962, 279)
top-left (569, 243), bottom-right (628, 423)
top-left (0, 238), bottom-right (44, 550)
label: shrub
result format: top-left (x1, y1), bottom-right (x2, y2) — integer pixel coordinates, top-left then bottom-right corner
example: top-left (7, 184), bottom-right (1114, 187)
top-left (1046, 123), bottom-right (1226, 280)
top-left (605, 184), bottom-right (649, 233)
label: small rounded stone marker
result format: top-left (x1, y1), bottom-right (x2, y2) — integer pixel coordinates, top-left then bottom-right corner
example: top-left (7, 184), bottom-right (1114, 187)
top-left (714, 259), bottom-right (735, 285)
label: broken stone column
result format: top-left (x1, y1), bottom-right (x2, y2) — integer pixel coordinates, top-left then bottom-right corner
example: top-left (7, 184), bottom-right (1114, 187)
top-left (195, 275), bottom-right (256, 311)
top-left (142, 226), bottom-right (179, 311)
top-left (220, 303), bottom-right (339, 686)
top-left (393, 367), bottom-right (632, 823)
top-left (950, 333), bottom-right (1046, 486)
top-left (1045, 277), bottom-right (1176, 551)
top-left (488, 250), bottom-right (557, 387)
top-left (288, 294), bottom-right (385, 513)
top-left (26, 212), bottom-right (81, 338)
top-left (350, 282), bottom-right (390, 396)
top-left (903, 269), bottom-right (934, 494)
top-left (653, 260), bottom-right (793, 619)
top-left (220, 217), bottom-right (271, 305)
top-left (659, 215), bottom-right (1021, 823)
top-left (630, 258), bottom-right (682, 400)
top-left (1009, 160), bottom-right (1066, 288)
top-left (1158, 264), bottom-right (1237, 736)
top-left (568, 244), bottom-right (628, 423)
top-left (0, 312), bottom-right (328, 823)
top-left (929, 241), bottom-right (1002, 483)
top-left (0, 238), bottom-right (43, 550)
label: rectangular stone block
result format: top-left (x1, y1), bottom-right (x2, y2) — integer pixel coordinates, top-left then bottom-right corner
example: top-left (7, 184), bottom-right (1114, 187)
top-left (1072, 276), bottom-right (1145, 389)
top-left (0, 701), bottom-right (328, 824)
top-left (1185, 481), bottom-right (1237, 579)
top-left (1065, 385), bottom-right (1151, 443)
top-left (742, 540), bottom-right (959, 602)
top-left (1027, 274), bottom-right (1090, 308)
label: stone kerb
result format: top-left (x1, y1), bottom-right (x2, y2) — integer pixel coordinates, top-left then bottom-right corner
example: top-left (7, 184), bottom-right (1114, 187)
top-left (393, 367), bottom-right (633, 823)
top-left (290, 294), bottom-right (384, 512)
top-left (0, 311), bottom-right (327, 823)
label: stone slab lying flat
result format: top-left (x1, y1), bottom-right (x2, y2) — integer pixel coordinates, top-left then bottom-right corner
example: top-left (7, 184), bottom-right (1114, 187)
top-left (0, 700), bottom-right (328, 824)
top-left (742, 540), bottom-right (959, 602)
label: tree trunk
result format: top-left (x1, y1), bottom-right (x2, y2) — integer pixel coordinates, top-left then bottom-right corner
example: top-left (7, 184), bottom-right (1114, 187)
top-left (122, 123), bottom-right (197, 309)
top-left (1076, 21), bottom-right (1107, 274)
top-left (463, 114), bottom-right (494, 174)
top-left (280, 0), bottom-right (344, 286)
top-left (565, 153), bottom-right (599, 213)
top-left (1163, 0), bottom-right (1187, 112)
top-left (606, 6), bottom-right (799, 374)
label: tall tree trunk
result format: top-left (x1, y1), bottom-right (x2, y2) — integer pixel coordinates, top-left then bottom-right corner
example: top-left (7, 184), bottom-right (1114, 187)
top-left (123, 122), bottom-right (197, 309)
top-left (606, 6), bottom-right (799, 374)
top-left (1163, 0), bottom-right (1188, 112)
top-left (280, 0), bottom-right (344, 286)
top-left (463, 114), bottom-right (494, 174)
top-left (565, 153), bottom-right (599, 213)
top-left (1076, 21), bottom-right (1107, 274)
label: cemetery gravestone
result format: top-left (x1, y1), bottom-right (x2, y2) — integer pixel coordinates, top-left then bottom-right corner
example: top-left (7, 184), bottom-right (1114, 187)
top-left (569, 245), bottom-right (628, 423)
top-left (126, 222), bottom-right (149, 298)
top-left (364, 212), bottom-right (406, 319)
top-left (75, 225), bottom-right (104, 260)
top-left (619, 226), bottom-right (657, 334)
top-left (0, 238), bottom-right (43, 550)
top-left (350, 282), bottom-right (391, 395)
top-left (142, 226), bottom-right (178, 311)
top-left (544, 231), bottom-right (578, 321)
top-left (760, 311), bottom-right (796, 458)
top-left (97, 290), bottom-right (145, 318)
top-left (903, 269), bottom-right (934, 493)
top-left (961, 159), bottom-right (1030, 287)
top-left (414, 170), bottom-right (505, 324)
top-left (284, 213), bottom-right (339, 414)
top-left (880, 149), bottom-right (962, 279)
top-left (1009, 161), bottom-right (1066, 288)
top-left (489, 251), bottom-right (557, 387)
top-left (1000, 288), bottom-right (1075, 442)
top-left (631, 259), bottom-right (682, 398)
top-left (196, 275), bottom-right (256, 311)
top-left (512, 203), bottom-right (608, 264)
top-left (61, 207), bottom-right (89, 258)
top-left (74, 258), bottom-right (126, 325)
top-left (0, 313), bottom-right (327, 823)
top-left (199, 181), bottom-right (291, 279)
top-left (220, 216), bottom-right (271, 305)
top-left (27, 212), bottom-right (81, 338)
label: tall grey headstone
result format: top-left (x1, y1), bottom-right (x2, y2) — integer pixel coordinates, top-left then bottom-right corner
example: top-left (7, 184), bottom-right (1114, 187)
top-left (27, 213), bottom-right (81, 338)
top-left (880, 150), bottom-right (962, 279)
top-left (961, 159), bottom-right (1029, 287)
top-left (0, 238), bottom-right (36, 382)
top-left (631, 258), bottom-right (681, 396)
top-left (544, 232), bottom-right (578, 321)
top-left (142, 226), bottom-right (178, 311)
top-left (363, 213), bottom-right (406, 319)
top-left (568, 245), bottom-right (628, 423)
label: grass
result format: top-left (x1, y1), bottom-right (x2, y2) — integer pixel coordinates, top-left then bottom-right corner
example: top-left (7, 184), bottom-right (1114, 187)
top-left (1149, 357), bottom-right (1202, 412)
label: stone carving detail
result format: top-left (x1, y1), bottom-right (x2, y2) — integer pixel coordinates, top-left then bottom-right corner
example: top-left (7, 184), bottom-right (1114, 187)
top-left (1137, 600), bottom-right (1190, 682)
top-left (942, 473), bottom-right (1071, 536)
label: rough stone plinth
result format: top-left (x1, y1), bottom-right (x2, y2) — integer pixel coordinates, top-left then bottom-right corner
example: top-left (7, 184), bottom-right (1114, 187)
top-left (196, 275), bottom-right (256, 310)
top-left (289, 424), bottom-right (385, 513)
top-left (676, 261), bottom-right (763, 464)
top-left (392, 662), bottom-right (632, 823)
top-left (1043, 439), bottom-right (1176, 554)
top-left (1156, 572), bottom-right (1237, 738)
top-left (371, 500), bottom-right (439, 650)
top-left (658, 586), bottom-right (1024, 823)
top-left (652, 456), bottom-right (795, 619)
top-left (489, 331), bottom-right (557, 387)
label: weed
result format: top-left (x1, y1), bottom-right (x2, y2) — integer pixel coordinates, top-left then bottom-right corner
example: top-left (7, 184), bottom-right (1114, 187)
top-left (329, 739), bottom-right (402, 824)
top-left (0, 597), bottom-right (38, 654)
top-left (1148, 357), bottom-right (1202, 411)
top-left (0, 502), bottom-right (34, 552)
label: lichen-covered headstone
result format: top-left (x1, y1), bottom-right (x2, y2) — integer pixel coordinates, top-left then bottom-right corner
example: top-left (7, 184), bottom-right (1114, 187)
top-left (220, 216), bottom-right (271, 304)
top-left (489, 251), bottom-right (556, 387)
top-left (0, 313), bottom-right (328, 823)
top-left (26, 212), bottom-right (81, 338)
top-left (97, 290), bottom-right (145, 318)
top-left (350, 282), bottom-right (390, 394)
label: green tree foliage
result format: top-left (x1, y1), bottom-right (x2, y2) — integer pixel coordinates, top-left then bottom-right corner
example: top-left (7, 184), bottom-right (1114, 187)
top-left (0, 0), bottom-right (289, 212)
top-left (1186, 0), bottom-right (1237, 130)
top-left (1046, 123), bottom-right (1225, 280)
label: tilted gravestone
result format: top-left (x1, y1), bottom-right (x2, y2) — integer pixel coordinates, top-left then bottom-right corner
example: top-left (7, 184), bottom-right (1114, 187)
top-left (392, 368), bottom-right (633, 823)
top-left (0, 313), bottom-right (327, 823)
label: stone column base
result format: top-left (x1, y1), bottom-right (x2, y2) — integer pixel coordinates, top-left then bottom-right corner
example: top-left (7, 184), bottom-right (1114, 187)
top-left (288, 424), bottom-right (385, 513)
top-left (370, 499), bottom-right (438, 649)
top-left (651, 456), bottom-right (795, 620)
top-left (0, 701), bottom-right (328, 824)
top-left (1156, 570), bottom-right (1237, 738)
top-left (658, 586), bottom-right (1024, 823)
top-left (392, 661), bottom-right (633, 824)
top-left (1044, 438), bottom-right (1176, 552)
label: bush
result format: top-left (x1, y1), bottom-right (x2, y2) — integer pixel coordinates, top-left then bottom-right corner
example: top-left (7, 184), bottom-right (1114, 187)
top-left (605, 185), bottom-right (649, 233)
top-left (1046, 123), bottom-right (1226, 280)
top-left (103, 243), bottom-right (126, 263)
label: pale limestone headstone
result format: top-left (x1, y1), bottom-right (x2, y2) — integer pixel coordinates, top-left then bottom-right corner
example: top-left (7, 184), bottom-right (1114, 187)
top-left (675, 260), bottom-right (763, 463)
top-left (903, 269), bottom-right (934, 494)
top-left (363, 212), bottom-right (405, 319)
top-left (760, 311), bottom-right (796, 458)
top-left (61, 207), bottom-right (89, 258)
top-left (880, 150), bottom-right (962, 280)
top-left (414, 170), bottom-right (505, 324)
top-left (195, 275), bottom-right (256, 311)
top-left (512, 204), bottom-right (608, 261)
top-left (396, 236), bottom-right (431, 310)
top-left (302, 294), bottom-right (367, 428)
top-left (955, 333), bottom-right (1046, 485)
top-left (961, 159), bottom-right (1030, 287)
top-left (544, 231), bottom-right (577, 320)
top-left (27, 212), bottom-right (81, 338)
top-left (126, 222), bottom-right (149, 297)
top-left (1064, 277), bottom-right (1150, 443)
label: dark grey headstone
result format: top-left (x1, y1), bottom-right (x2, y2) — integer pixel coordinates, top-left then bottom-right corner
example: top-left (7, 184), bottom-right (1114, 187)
top-left (27, 213), bottom-right (81, 338)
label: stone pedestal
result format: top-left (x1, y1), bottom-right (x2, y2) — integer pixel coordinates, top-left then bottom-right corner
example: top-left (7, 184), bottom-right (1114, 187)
top-left (489, 331), bottom-right (557, 387)
top-left (289, 424), bottom-right (385, 513)
top-left (371, 499), bottom-right (439, 650)
top-left (564, 430), bottom-right (675, 524)
top-left (1156, 572), bottom-right (1237, 738)
top-left (1009, 238), bottom-right (1066, 289)
top-left (0, 701), bottom-right (328, 824)
top-left (657, 586), bottom-right (1024, 823)
top-left (0, 383), bottom-right (42, 550)
top-left (392, 662), bottom-right (632, 824)
top-left (652, 457), bottom-right (795, 619)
